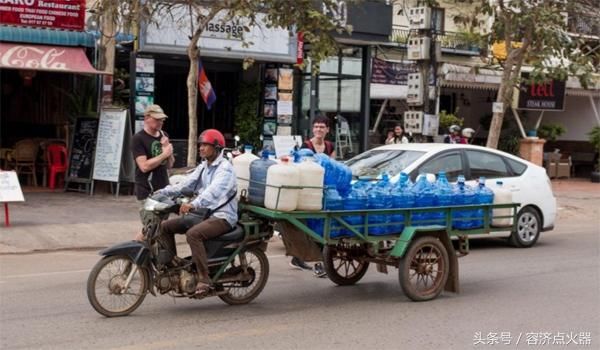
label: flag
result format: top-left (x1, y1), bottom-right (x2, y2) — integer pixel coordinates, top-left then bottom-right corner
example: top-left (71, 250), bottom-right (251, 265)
top-left (198, 59), bottom-right (216, 110)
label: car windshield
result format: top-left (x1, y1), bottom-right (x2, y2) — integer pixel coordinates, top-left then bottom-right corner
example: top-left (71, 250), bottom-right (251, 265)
top-left (345, 149), bottom-right (426, 178)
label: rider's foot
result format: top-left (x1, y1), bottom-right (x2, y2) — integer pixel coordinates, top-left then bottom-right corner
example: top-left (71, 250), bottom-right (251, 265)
top-left (194, 282), bottom-right (213, 297)
top-left (171, 256), bottom-right (187, 266)
top-left (289, 257), bottom-right (312, 271)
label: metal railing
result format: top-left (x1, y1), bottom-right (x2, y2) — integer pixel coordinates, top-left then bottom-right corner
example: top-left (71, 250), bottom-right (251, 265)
top-left (389, 25), bottom-right (483, 55)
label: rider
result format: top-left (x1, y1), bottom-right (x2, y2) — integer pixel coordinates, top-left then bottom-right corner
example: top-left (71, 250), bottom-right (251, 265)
top-left (154, 129), bottom-right (238, 296)
top-left (444, 125), bottom-right (467, 144)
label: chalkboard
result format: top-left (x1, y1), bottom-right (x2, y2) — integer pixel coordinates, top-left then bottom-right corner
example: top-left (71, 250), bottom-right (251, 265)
top-left (66, 117), bottom-right (99, 182)
top-left (93, 109), bottom-right (129, 182)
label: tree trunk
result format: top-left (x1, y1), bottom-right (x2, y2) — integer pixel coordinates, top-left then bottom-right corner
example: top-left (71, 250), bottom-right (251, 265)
top-left (186, 44), bottom-right (199, 167)
top-left (486, 64), bottom-right (513, 149)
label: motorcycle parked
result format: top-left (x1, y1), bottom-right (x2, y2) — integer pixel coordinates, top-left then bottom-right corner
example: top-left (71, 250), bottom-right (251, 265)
top-left (86, 191), bottom-right (272, 317)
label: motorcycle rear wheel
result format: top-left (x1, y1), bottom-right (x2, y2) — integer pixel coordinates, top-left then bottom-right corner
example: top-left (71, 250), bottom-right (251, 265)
top-left (87, 255), bottom-right (149, 317)
top-left (218, 247), bottom-right (269, 305)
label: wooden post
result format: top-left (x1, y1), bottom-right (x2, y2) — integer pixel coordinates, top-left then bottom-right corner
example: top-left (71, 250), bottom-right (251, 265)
top-left (4, 203), bottom-right (9, 227)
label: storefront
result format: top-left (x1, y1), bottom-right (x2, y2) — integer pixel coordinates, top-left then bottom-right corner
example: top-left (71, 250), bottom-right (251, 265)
top-left (0, 0), bottom-right (104, 185)
top-left (297, 0), bottom-right (393, 157)
top-left (137, 7), bottom-right (297, 165)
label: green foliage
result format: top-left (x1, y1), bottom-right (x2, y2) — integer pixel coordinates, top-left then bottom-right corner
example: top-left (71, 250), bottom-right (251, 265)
top-left (438, 110), bottom-right (463, 130)
top-left (498, 133), bottom-right (520, 156)
top-left (588, 126), bottom-right (600, 170)
top-left (537, 123), bottom-right (566, 141)
top-left (112, 67), bottom-right (130, 108)
top-left (234, 82), bottom-right (262, 151)
top-left (55, 77), bottom-right (98, 124)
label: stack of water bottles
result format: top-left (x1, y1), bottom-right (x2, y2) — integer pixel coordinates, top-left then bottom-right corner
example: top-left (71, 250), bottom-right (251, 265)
top-left (243, 145), bottom-right (495, 237)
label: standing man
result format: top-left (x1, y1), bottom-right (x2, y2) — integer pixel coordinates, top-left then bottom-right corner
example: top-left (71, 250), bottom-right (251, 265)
top-left (131, 105), bottom-right (174, 240)
top-left (132, 104), bottom-right (174, 201)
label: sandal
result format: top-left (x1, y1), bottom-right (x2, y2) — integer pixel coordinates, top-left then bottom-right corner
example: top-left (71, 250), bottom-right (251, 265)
top-left (194, 282), bottom-right (212, 297)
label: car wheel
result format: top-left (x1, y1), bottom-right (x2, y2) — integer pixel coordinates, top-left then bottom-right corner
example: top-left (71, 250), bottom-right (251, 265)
top-left (509, 207), bottom-right (541, 248)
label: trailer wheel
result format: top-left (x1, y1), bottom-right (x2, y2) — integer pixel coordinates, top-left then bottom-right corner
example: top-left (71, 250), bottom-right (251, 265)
top-left (323, 245), bottom-right (369, 286)
top-left (399, 236), bottom-right (449, 301)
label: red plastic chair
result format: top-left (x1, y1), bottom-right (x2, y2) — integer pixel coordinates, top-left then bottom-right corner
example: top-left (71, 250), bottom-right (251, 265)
top-left (47, 144), bottom-right (68, 189)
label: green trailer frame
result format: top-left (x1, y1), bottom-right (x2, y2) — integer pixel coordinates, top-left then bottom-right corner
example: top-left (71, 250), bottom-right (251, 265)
top-left (240, 201), bottom-right (520, 301)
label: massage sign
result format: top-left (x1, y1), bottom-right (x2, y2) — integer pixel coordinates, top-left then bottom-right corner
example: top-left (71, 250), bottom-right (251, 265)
top-left (0, 0), bottom-right (85, 31)
top-left (513, 72), bottom-right (566, 111)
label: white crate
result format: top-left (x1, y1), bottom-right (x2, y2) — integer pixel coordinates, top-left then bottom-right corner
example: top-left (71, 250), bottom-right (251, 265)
top-left (408, 7), bottom-right (432, 30)
top-left (404, 111), bottom-right (424, 134)
top-left (406, 72), bottom-right (424, 105)
top-left (407, 37), bottom-right (431, 60)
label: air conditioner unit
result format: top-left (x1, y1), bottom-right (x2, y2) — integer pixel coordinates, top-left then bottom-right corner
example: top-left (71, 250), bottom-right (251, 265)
top-left (406, 73), bottom-right (424, 105)
top-left (408, 7), bottom-right (432, 30)
top-left (407, 37), bottom-right (431, 60)
top-left (404, 111), bottom-right (424, 134)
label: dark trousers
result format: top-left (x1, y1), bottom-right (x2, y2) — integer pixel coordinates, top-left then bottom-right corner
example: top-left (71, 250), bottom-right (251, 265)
top-left (160, 216), bottom-right (231, 283)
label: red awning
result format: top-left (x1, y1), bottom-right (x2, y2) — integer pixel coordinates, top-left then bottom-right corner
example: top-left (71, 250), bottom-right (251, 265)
top-left (0, 43), bottom-right (106, 75)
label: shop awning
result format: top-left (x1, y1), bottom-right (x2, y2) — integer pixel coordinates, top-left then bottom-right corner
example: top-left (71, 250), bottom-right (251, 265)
top-left (440, 63), bottom-right (502, 90)
top-left (0, 43), bottom-right (106, 75)
top-left (0, 26), bottom-right (95, 47)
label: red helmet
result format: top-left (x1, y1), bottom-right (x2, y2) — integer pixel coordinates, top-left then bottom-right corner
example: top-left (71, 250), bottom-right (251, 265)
top-left (198, 129), bottom-right (225, 148)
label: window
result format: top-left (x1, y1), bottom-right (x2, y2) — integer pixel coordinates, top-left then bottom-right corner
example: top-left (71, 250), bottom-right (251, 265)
top-left (466, 150), bottom-right (510, 180)
top-left (346, 150), bottom-right (425, 178)
top-left (415, 152), bottom-right (463, 182)
top-left (506, 157), bottom-right (527, 176)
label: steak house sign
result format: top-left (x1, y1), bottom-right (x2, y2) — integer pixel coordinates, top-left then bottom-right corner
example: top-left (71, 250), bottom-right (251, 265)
top-left (0, 0), bottom-right (85, 31)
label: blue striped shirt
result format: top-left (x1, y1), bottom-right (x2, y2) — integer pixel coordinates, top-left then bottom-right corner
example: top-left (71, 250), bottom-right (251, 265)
top-left (157, 155), bottom-right (238, 227)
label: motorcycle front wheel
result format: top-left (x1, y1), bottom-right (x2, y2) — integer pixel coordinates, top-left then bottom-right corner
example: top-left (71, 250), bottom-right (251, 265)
top-left (218, 247), bottom-right (269, 305)
top-left (87, 255), bottom-right (149, 317)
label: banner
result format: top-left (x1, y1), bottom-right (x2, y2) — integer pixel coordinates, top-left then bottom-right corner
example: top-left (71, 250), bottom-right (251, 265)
top-left (371, 58), bottom-right (417, 85)
top-left (0, 0), bottom-right (85, 31)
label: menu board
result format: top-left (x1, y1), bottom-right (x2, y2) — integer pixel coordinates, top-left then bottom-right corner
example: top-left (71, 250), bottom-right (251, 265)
top-left (0, 171), bottom-right (24, 202)
top-left (92, 109), bottom-right (129, 182)
top-left (67, 117), bottom-right (99, 182)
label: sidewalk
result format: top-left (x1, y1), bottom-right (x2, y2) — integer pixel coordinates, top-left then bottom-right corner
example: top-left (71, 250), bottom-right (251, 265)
top-left (1, 178), bottom-right (598, 254)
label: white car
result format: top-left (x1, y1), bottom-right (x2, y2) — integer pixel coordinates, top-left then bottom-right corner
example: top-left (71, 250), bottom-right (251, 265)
top-left (345, 143), bottom-right (557, 248)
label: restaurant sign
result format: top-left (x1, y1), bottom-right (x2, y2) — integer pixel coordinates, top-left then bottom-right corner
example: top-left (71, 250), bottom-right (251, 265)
top-left (0, 0), bottom-right (85, 31)
top-left (513, 72), bottom-right (566, 111)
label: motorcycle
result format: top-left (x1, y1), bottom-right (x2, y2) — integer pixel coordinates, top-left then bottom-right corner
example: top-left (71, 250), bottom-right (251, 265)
top-left (86, 189), bottom-right (272, 317)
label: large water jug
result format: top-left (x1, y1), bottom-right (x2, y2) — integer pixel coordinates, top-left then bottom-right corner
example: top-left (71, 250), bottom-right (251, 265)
top-left (336, 163), bottom-right (353, 198)
top-left (308, 188), bottom-right (344, 237)
top-left (390, 172), bottom-right (415, 233)
top-left (248, 150), bottom-right (276, 206)
top-left (491, 180), bottom-right (513, 227)
top-left (294, 148), bottom-right (315, 162)
top-left (453, 175), bottom-right (477, 229)
top-left (233, 146), bottom-right (259, 200)
top-left (473, 177), bottom-right (494, 228)
top-left (314, 154), bottom-right (337, 188)
top-left (265, 157), bottom-right (300, 211)
top-left (342, 181), bottom-right (368, 237)
top-left (412, 174), bottom-right (436, 226)
top-left (367, 173), bottom-right (392, 235)
top-left (296, 157), bottom-right (324, 211)
top-left (432, 171), bottom-right (453, 226)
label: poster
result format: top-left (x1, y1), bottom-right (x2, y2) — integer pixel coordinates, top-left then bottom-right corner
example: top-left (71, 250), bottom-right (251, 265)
top-left (136, 58), bottom-right (155, 73)
top-left (135, 95), bottom-right (154, 114)
top-left (264, 85), bottom-right (277, 100)
top-left (277, 100), bottom-right (293, 116)
top-left (265, 68), bottom-right (278, 83)
top-left (278, 68), bottom-right (293, 90)
top-left (264, 101), bottom-right (276, 118)
top-left (277, 115), bottom-right (292, 124)
top-left (136, 77), bottom-right (154, 92)
top-left (263, 120), bottom-right (277, 135)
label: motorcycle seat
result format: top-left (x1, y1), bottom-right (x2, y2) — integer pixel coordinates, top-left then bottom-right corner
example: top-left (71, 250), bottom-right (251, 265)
top-left (216, 225), bottom-right (245, 241)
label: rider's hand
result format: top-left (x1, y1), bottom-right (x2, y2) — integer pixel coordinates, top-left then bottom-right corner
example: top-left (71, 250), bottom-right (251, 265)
top-left (180, 203), bottom-right (194, 215)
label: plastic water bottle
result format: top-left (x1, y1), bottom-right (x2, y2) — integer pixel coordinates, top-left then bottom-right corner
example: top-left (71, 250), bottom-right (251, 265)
top-left (453, 175), bottom-right (476, 229)
top-left (309, 188), bottom-right (344, 237)
top-left (336, 163), bottom-right (353, 198)
top-left (433, 171), bottom-right (453, 226)
top-left (314, 153), bottom-right (337, 188)
top-left (390, 172), bottom-right (414, 233)
top-left (342, 181), bottom-right (368, 237)
top-left (412, 174), bottom-right (436, 226)
top-left (474, 177), bottom-right (494, 228)
top-left (367, 174), bottom-right (392, 235)
top-left (248, 149), bottom-right (276, 206)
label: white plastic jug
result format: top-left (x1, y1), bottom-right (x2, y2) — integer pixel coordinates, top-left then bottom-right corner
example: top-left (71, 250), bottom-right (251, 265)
top-left (491, 181), bottom-right (513, 227)
top-left (232, 146), bottom-right (258, 199)
top-left (296, 158), bottom-right (324, 211)
top-left (265, 157), bottom-right (300, 211)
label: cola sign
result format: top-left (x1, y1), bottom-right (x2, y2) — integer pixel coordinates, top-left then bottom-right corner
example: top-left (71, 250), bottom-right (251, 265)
top-left (0, 0), bottom-right (85, 31)
top-left (0, 43), bottom-right (101, 74)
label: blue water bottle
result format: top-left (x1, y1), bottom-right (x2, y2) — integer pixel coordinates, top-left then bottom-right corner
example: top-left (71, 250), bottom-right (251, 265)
top-left (433, 171), bottom-right (453, 225)
top-left (411, 174), bottom-right (435, 226)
